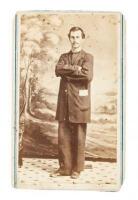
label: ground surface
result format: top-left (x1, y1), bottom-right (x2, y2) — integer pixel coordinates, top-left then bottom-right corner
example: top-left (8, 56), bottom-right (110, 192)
top-left (16, 158), bottom-right (120, 191)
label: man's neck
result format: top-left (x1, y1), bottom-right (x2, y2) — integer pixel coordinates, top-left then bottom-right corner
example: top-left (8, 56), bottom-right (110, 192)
top-left (71, 47), bottom-right (82, 53)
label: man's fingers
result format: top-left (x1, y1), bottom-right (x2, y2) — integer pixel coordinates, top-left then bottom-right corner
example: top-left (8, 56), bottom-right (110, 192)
top-left (63, 64), bottom-right (68, 69)
top-left (78, 66), bottom-right (82, 71)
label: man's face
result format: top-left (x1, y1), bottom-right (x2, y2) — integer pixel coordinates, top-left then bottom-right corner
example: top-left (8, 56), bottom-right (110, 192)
top-left (69, 30), bottom-right (84, 49)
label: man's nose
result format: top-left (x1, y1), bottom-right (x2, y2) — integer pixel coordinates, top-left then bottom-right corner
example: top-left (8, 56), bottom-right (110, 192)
top-left (73, 38), bottom-right (77, 42)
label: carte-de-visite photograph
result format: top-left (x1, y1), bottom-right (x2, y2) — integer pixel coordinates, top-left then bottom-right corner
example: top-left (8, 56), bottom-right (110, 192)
top-left (14, 11), bottom-right (125, 191)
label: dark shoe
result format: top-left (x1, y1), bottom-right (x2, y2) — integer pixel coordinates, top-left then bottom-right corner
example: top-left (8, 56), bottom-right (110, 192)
top-left (71, 171), bottom-right (80, 179)
top-left (50, 169), bottom-right (71, 177)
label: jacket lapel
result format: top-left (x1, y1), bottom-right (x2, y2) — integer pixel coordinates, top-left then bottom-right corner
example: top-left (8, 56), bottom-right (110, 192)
top-left (68, 51), bottom-right (72, 64)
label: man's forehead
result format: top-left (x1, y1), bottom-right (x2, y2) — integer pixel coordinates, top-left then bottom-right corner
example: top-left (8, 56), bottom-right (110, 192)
top-left (70, 30), bottom-right (82, 36)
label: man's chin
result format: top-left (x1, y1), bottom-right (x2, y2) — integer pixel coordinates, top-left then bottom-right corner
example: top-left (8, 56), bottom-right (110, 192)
top-left (73, 45), bottom-right (80, 48)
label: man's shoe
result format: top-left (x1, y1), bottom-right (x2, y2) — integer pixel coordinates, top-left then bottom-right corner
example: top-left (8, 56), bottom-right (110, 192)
top-left (71, 171), bottom-right (80, 179)
top-left (50, 169), bottom-right (71, 177)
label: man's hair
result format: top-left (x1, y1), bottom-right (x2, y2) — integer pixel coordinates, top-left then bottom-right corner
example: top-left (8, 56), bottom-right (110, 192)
top-left (68, 27), bottom-right (85, 39)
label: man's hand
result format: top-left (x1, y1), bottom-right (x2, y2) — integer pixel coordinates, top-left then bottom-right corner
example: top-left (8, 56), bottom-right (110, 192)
top-left (77, 66), bottom-right (82, 72)
top-left (63, 64), bottom-right (69, 69)
top-left (63, 65), bottom-right (82, 71)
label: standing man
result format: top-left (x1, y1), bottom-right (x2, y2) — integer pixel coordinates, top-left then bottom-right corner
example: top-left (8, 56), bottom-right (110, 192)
top-left (51, 27), bottom-right (93, 179)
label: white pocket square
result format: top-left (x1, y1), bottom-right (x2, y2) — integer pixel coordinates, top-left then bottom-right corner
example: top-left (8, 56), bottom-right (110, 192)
top-left (79, 90), bottom-right (88, 96)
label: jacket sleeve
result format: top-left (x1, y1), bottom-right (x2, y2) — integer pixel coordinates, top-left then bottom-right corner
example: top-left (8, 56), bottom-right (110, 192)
top-left (55, 54), bottom-right (79, 77)
top-left (66, 54), bottom-right (93, 82)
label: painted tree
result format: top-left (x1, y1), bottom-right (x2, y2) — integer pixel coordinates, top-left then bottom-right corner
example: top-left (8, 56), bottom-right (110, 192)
top-left (19, 15), bottom-right (62, 165)
top-left (20, 17), bottom-right (61, 119)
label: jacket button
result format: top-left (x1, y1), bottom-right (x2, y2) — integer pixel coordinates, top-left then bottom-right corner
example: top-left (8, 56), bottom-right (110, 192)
top-left (65, 89), bottom-right (67, 93)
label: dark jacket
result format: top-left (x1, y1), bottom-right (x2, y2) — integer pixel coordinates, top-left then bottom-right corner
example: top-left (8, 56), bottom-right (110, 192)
top-left (55, 49), bottom-right (93, 123)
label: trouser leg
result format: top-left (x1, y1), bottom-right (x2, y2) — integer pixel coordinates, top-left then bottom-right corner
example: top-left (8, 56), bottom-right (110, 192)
top-left (58, 121), bottom-right (72, 174)
top-left (72, 123), bottom-right (87, 172)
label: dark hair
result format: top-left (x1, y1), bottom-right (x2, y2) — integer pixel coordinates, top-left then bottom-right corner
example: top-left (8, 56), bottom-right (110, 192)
top-left (68, 27), bottom-right (85, 39)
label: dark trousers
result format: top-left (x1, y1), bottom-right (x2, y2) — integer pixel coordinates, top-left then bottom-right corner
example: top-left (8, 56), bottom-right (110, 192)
top-left (58, 121), bottom-right (87, 173)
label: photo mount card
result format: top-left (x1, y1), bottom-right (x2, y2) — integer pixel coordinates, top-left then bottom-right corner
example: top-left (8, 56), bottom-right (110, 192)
top-left (13, 11), bottom-right (125, 191)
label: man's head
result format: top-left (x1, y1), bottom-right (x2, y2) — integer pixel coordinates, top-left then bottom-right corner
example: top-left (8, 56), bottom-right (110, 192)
top-left (68, 27), bottom-right (85, 50)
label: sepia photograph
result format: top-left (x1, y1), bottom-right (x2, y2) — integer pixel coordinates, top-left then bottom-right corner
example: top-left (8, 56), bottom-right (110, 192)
top-left (14, 11), bottom-right (124, 191)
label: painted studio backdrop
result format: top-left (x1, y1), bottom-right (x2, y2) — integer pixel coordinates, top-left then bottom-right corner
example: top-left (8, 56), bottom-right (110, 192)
top-left (18, 12), bottom-right (121, 161)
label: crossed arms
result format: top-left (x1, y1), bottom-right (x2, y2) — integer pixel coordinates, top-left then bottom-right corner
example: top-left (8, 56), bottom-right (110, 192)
top-left (55, 53), bottom-right (93, 82)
